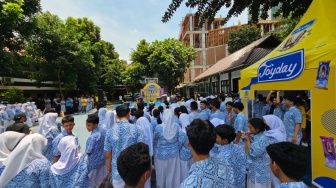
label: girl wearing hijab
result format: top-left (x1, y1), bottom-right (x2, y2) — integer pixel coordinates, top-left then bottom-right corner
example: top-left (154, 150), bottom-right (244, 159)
top-left (50, 136), bottom-right (91, 188)
top-left (6, 105), bottom-right (15, 126)
top-left (262, 115), bottom-right (287, 187)
top-left (178, 113), bottom-right (193, 182)
top-left (0, 134), bottom-right (50, 187)
top-left (21, 103), bottom-right (33, 128)
top-left (0, 106), bottom-right (10, 131)
top-left (154, 109), bottom-right (182, 188)
top-left (104, 110), bottom-right (115, 130)
top-left (98, 108), bottom-right (107, 132)
top-left (135, 117), bottom-right (153, 188)
top-left (242, 118), bottom-right (272, 188)
top-left (0, 131), bottom-right (25, 167)
top-left (38, 113), bottom-right (60, 162)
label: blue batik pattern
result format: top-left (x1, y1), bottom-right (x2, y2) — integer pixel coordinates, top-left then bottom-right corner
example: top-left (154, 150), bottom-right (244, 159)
top-left (223, 110), bottom-right (237, 126)
top-left (50, 154), bottom-right (92, 188)
top-left (199, 108), bottom-right (211, 120)
top-left (52, 130), bottom-right (81, 157)
top-left (189, 112), bottom-right (201, 122)
top-left (273, 106), bottom-right (285, 120)
top-left (86, 128), bottom-right (105, 170)
top-left (233, 112), bottom-right (248, 144)
top-left (209, 143), bottom-right (221, 157)
top-left (151, 118), bottom-right (159, 133)
top-left (42, 128), bottom-right (60, 162)
top-left (3, 159), bottom-right (50, 188)
top-left (180, 157), bottom-right (235, 188)
top-left (154, 124), bottom-right (179, 160)
top-left (178, 131), bottom-right (192, 161)
top-left (276, 182), bottom-right (308, 188)
top-left (174, 116), bottom-right (181, 128)
top-left (104, 120), bottom-right (144, 180)
top-left (253, 101), bottom-right (265, 119)
top-left (262, 104), bottom-right (270, 116)
top-left (218, 144), bottom-right (246, 188)
top-left (247, 133), bottom-right (272, 184)
top-left (220, 102), bottom-right (226, 113)
top-left (283, 106), bottom-right (302, 139)
top-left (210, 110), bottom-right (225, 121)
top-left (0, 165), bottom-right (4, 175)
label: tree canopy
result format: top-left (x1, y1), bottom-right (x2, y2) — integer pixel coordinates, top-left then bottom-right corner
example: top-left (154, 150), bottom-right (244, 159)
top-left (0, 0), bottom-right (41, 74)
top-left (228, 25), bottom-right (261, 53)
top-left (162, 0), bottom-right (312, 25)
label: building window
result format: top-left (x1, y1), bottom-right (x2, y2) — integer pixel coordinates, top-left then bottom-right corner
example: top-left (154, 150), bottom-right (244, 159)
top-left (221, 80), bottom-right (230, 93)
top-left (212, 82), bottom-right (217, 93)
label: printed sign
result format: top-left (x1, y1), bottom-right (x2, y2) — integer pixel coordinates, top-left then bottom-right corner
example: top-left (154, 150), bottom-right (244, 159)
top-left (315, 62), bottom-right (330, 90)
top-left (258, 49), bottom-right (305, 83)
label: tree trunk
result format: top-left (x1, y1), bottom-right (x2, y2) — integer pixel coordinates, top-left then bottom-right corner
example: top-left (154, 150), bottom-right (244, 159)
top-left (57, 66), bottom-right (64, 99)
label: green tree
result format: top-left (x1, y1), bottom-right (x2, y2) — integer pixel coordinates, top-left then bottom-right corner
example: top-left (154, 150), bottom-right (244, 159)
top-left (130, 39), bottom-right (154, 77)
top-left (0, 0), bottom-right (41, 74)
top-left (26, 12), bottom-right (93, 98)
top-left (122, 62), bottom-right (146, 91)
top-left (149, 38), bottom-right (196, 92)
top-left (162, 0), bottom-right (312, 25)
top-left (271, 16), bottom-right (300, 41)
top-left (228, 25), bottom-right (261, 53)
top-left (0, 87), bottom-right (26, 103)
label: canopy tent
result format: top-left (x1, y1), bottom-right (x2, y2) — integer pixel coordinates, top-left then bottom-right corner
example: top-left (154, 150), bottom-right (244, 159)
top-left (239, 0), bottom-right (336, 187)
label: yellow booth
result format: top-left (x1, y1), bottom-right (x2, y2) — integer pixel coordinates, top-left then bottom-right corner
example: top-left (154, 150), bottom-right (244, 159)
top-left (142, 82), bottom-right (161, 102)
top-left (239, 0), bottom-right (336, 187)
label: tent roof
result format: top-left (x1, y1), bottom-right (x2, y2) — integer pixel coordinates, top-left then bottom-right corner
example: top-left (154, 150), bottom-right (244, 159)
top-left (241, 0), bottom-right (336, 80)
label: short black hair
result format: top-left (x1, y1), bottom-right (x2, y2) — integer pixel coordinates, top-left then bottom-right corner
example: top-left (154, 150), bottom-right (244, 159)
top-left (134, 110), bottom-right (144, 119)
top-left (117, 142), bottom-right (151, 187)
top-left (285, 95), bottom-right (298, 105)
top-left (180, 105), bottom-right (188, 114)
top-left (249, 118), bottom-right (270, 132)
top-left (158, 106), bottom-right (164, 113)
top-left (200, 100), bottom-right (208, 105)
top-left (211, 100), bottom-right (220, 109)
top-left (226, 101), bottom-right (234, 107)
top-left (190, 101), bottom-right (198, 111)
top-left (215, 124), bottom-right (236, 143)
top-left (233, 102), bottom-right (244, 111)
top-left (44, 108), bottom-right (56, 115)
top-left (96, 102), bottom-right (105, 111)
top-left (137, 102), bottom-right (145, 111)
top-left (266, 142), bottom-right (308, 181)
top-left (130, 108), bottom-right (137, 116)
top-left (86, 114), bottom-right (99, 124)
top-left (62, 115), bottom-right (74, 124)
top-left (218, 94), bottom-right (225, 101)
top-left (186, 119), bottom-right (216, 155)
top-left (116, 105), bottom-right (130, 118)
top-left (174, 107), bottom-right (181, 116)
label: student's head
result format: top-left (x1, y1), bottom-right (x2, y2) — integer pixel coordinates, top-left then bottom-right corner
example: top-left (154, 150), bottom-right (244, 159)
top-left (86, 114), bottom-right (99, 132)
top-left (186, 119), bottom-right (216, 155)
top-left (200, 101), bottom-right (208, 110)
top-left (174, 107), bottom-right (181, 117)
top-left (210, 100), bottom-right (220, 111)
top-left (284, 96), bottom-right (297, 107)
top-left (153, 109), bottom-right (162, 124)
top-left (117, 143), bottom-right (152, 187)
top-left (218, 94), bottom-right (225, 102)
top-left (61, 116), bottom-right (75, 133)
top-left (14, 112), bottom-right (27, 123)
top-left (44, 108), bottom-right (57, 115)
top-left (248, 118), bottom-right (270, 135)
top-left (96, 102), bottom-right (105, 111)
top-left (190, 101), bottom-right (198, 111)
top-left (233, 102), bottom-right (244, 113)
top-left (266, 142), bottom-right (308, 181)
top-left (130, 108), bottom-right (137, 116)
top-left (226, 101), bottom-right (234, 111)
top-left (215, 124), bottom-right (236, 145)
top-left (134, 110), bottom-right (144, 120)
top-left (158, 106), bottom-right (164, 113)
top-left (116, 105), bottom-right (130, 119)
top-left (180, 105), bottom-right (188, 114)
top-left (137, 102), bottom-right (145, 111)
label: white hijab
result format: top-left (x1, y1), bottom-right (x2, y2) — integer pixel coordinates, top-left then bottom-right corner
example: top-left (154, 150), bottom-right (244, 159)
top-left (0, 132), bottom-right (25, 165)
top-left (0, 133), bottom-right (47, 187)
top-left (136, 117), bottom-right (154, 156)
top-left (263, 115), bottom-right (287, 142)
top-left (162, 109), bottom-right (178, 142)
top-left (210, 118), bottom-right (224, 127)
top-left (179, 113), bottom-right (190, 133)
top-left (38, 113), bottom-right (58, 136)
top-left (51, 136), bottom-right (80, 175)
top-left (98, 108), bottom-right (107, 129)
top-left (104, 111), bottom-right (115, 130)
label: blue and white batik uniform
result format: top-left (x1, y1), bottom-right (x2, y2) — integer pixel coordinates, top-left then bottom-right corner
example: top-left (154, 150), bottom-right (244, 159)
top-left (283, 106), bottom-right (302, 144)
top-left (210, 110), bottom-right (225, 121)
top-left (180, 156), bottom-right (235, 188)
top-left (276, 182), bottom-right (308, 188)
top-left (233, 112), bottom-right (248, 145)
top-left (52, 129), bottom-right (81, 157)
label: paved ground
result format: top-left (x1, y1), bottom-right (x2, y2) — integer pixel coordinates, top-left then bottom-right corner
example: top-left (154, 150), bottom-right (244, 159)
top-left (31, 112), bottom-right (92, 152)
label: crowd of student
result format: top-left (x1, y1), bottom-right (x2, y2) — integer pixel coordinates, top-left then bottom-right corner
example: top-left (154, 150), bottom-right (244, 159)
top-left (0, 91), bottom-right (310, 188)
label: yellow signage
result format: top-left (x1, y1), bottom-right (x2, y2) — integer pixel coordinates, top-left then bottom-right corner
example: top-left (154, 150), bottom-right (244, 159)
top-left (143, 83), bottom-right (161, 102)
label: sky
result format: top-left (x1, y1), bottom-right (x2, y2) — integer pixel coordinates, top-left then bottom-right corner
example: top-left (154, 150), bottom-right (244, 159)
top-left (40, 0), bottom-right (248, 63)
